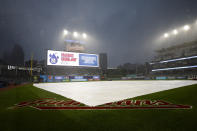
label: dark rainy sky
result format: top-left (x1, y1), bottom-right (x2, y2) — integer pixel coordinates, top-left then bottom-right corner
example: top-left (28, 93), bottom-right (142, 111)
top-left (0, 0), bottom-right (197, 67)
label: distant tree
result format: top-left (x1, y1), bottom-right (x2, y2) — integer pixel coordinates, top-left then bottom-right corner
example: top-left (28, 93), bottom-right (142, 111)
top-left (10, 44), bottom-right (25, 66)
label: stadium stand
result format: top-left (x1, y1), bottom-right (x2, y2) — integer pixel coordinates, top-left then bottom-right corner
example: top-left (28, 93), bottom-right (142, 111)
top-left (149, 41), bottom-right (197, 79)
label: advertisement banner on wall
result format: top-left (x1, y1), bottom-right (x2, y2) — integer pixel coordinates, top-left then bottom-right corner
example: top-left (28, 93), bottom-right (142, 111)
top-left (156, 76), bottom-right (167, 80)
top-left (54, 76), bottom-right (64, 80)
top-left (47, 50), bottom-right (99, 67)
top-left (93, 76), bottom-right (100, 80)
top-left (47, 75), bottom-right (53, 82)
top-left (40, 75), bottom-right (47, 82)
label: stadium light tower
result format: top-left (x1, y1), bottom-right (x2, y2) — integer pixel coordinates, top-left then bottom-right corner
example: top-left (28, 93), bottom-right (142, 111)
top-left (173, 29), bottom-right (178, 35)
top-left (164, 33), bottom-right (169, 38)
top-left (63, 29), bottom-right (68, 36)
top-left (73, 32), bottom-right (78, 38)
top-left (183, 25), bottom-right (190, 31)
top-left (82, 33), bottom-right (87, 39)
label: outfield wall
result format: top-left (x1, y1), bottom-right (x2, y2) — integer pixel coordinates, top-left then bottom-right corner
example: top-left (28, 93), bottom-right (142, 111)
top-left (37, 75), bottom-right (100, 82)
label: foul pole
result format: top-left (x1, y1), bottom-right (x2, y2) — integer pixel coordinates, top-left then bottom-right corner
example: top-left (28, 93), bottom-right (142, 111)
top-left (30, 53), bottom-right (33, 76)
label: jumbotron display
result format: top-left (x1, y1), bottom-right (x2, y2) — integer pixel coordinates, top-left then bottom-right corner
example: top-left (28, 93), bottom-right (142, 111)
top-left (47, 50), bottom-right (99, 67)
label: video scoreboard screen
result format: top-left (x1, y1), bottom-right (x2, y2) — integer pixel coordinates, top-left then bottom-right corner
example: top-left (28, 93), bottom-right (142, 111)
top-left (47, 50), bottom-right (99, 67)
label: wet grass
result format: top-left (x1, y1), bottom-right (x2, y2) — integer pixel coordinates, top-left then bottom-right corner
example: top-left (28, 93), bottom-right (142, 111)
top-left (0, 83), bottom-right (197, 131)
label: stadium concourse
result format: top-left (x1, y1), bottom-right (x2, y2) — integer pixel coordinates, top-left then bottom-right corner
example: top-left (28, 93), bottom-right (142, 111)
top-left (34, 80), bottom-right (197, 106)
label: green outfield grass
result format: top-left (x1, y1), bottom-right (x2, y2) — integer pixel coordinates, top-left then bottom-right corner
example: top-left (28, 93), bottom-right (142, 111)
top-left (0, 83), bottom-right (197, 131)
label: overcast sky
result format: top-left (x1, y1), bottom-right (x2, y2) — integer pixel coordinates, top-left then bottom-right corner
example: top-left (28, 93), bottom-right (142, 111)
top-left (0, 0), bottom-right (197, 67)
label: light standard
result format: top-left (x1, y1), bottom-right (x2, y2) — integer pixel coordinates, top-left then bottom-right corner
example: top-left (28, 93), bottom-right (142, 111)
top-left (172, 29), bottom-right (178, 35)
top-left (164, 33), bottom-right (169, 38)
top-left (183, 25), bottom-right (190, 43)
top-left (63, 29), bottom-right (68, 36)
top-left (63, 29), bottom-right (88, 52)
top-left (161, 23), bottom-right (192, 46)
top-left (73, 32), bottom-right (78, 38)
top-left (183, 25), bottom-right (190, 31)
top-left (82, 33), bottom-right (87, 39)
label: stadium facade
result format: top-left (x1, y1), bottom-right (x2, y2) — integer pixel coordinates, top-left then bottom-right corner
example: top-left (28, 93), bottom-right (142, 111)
top-left (150, 41), bottom-right (197, 79)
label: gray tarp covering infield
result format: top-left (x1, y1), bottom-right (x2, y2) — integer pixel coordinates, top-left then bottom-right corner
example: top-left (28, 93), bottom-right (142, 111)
top-left (34, 80), bottom-right (197, 106)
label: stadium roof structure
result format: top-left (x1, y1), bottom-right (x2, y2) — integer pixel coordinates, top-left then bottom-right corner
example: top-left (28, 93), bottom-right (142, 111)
top-left (156, 40), bottom-right (197, 53)
top-left (150, 55), bottom-right (197, 65)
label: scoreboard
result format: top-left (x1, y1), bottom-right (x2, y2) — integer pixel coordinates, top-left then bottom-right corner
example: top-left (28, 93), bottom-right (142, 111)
top-left (47, 50), bottom-right (99, 67)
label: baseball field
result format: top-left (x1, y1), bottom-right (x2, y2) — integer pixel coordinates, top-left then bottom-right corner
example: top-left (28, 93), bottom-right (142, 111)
top-left (0, 80), bottom-right (197, 131)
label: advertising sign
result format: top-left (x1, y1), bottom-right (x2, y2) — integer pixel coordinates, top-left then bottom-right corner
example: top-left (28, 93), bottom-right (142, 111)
top-left (40, 75), bottom-right (47, 82)
top-left (74, 76), bottom-right (84, 79)
top-left (66, 44), bottom-right (85, 52)
top-left (79, 54), bottom-right (98, 67)
top-left (156, 76), bottom-right (167, 80)
top-left (47, 75), bottom-right (53, 82)
top-left (47, 50), bottom-right (99, 67)
top-left (54, 76), bottom-right (64, 80)
top-left (93, 76), bottom-right (100, 80)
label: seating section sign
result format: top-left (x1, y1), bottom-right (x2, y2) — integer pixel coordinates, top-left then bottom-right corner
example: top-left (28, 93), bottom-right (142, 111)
top-left (47, 50), bottom-right (99, 67)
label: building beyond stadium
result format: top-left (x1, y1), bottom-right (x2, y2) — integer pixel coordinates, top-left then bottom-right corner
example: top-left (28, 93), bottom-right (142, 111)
top-left (150, 41), bottom-right (197, 79)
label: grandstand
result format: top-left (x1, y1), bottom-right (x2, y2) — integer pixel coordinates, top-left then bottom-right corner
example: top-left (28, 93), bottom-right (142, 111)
top-left (150, 41), bottom-right (197, 79)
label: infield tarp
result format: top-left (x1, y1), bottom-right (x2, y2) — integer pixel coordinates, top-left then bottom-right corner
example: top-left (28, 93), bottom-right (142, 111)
top-left (34, 80), bottom-right (197, 106)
